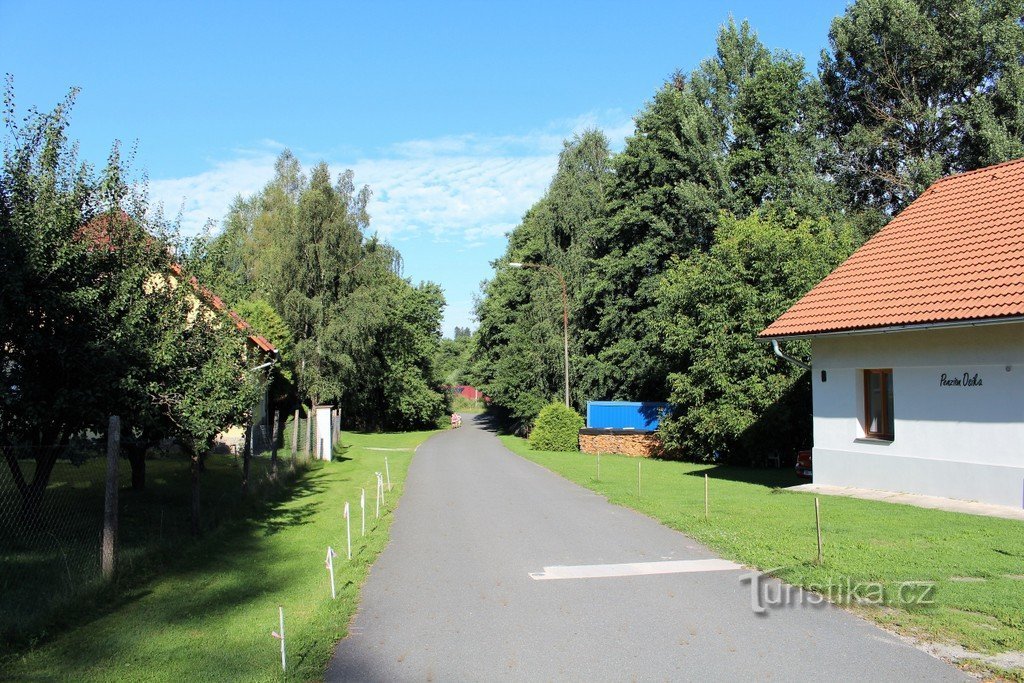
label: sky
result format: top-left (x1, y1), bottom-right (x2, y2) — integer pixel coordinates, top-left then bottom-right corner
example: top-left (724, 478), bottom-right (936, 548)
top-left (1, 0), bottom-right (850, 336)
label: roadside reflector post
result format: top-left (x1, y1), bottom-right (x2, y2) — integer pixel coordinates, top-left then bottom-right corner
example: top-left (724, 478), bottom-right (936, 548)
top-left (344, 502), bottom-right (351, 559)
top-left (704, 473), bottom-right (709, 521)
top-left (375, 473), bottom-right (381, 519)
top-left (271, 606), bottom-right (286, 671)
top-left (385, 456), bottom-right (392, 492)
top-left (325, 547), bottom-right (337, 599)
top-left (815, 497), bottom-right (823, 565)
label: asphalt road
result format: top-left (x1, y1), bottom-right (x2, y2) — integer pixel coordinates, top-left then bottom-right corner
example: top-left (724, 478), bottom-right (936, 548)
top-left (327, 414), bottom-right (965, 682)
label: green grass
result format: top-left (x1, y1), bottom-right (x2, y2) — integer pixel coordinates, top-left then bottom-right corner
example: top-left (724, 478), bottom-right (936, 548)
top-left (4, 429), bottom-right (438, 681)
top-left (450, 394), bottom-right (486, 413)
top-left (503, 436), bottom-right (1024, 667)
top-left (2, 453), bottom-right (281, 644)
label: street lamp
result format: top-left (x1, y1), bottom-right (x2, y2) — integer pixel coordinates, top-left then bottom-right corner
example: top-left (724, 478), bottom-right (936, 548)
top-left (508, 262), bottom-right (570, 408)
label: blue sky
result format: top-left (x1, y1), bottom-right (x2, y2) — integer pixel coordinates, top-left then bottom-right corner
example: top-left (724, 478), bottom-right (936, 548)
top-left (1, 0), bottom-right (849, 336)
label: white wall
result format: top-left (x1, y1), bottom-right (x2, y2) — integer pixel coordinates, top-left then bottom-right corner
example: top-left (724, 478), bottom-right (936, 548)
top-left (315, 405), bottom-right (334, 461)
top-left (811, 322), bottom-right (1024, 507)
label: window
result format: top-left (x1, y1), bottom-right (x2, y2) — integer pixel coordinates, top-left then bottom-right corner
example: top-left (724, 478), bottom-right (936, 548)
top-left (863, 369), bottom-right (894, 440)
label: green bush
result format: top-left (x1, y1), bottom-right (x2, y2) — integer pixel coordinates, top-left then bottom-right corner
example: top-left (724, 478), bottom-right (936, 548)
top-left (529, 403), bottom-right (584, 452)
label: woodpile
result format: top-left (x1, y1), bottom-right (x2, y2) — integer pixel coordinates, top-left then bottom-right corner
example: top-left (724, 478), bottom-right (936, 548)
top-left (578, 430), bottom-right (662, 457)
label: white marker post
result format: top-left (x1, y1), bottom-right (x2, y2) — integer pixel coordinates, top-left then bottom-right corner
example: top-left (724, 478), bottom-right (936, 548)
top-left (325, 546), bottom-right (338, 599)
top-left (704, 473), bottom-right (709, 522)
top-left (815, 497), bottom-right (823, 565)
top-left (344, 502), bottom-right (351, 560)
top-left (271, 606), bottom-right (286, 671)
top-left (379, 472), bottom-right (386, 505)
top-left (360, 488), bottom-right (366, 536)
top-left (385, 456), bottom-right (392, 492)
top-left (375, 473), bottom-right (381, 519)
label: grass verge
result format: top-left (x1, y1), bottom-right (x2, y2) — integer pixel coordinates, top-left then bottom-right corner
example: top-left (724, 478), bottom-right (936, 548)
top-left (502, 436), bottom-right (1024, 676)
top-left (4, 429), bottom-right (437, 681)
top-left (450, 395), bottom-right (486, 414)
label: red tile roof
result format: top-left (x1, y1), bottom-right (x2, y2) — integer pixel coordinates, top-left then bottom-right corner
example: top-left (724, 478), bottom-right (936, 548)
top-left (167, 263), bottom-right (278, 354)
top-left (79, 212), bottom-right (277, 354)
top-left (760, 157), bottom-right (1024, 338)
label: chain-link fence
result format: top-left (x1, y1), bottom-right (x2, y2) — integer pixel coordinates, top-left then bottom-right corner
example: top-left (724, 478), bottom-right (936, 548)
top-left (1, 443), bottom-right (109, 642)
top-left (0, 413), bottom-right (321, 647)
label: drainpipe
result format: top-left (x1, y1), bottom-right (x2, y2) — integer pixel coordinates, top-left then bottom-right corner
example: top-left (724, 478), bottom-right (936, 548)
top-left (771, 339), bottom-right (810, 370)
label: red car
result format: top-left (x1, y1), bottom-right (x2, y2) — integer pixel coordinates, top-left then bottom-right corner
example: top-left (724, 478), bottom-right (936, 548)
top-left (795, 450), bottom-right (813, 478)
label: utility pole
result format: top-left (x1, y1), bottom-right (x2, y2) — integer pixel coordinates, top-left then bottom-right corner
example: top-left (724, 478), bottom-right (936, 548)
top-left (508, 262), bottom-right (570, 407)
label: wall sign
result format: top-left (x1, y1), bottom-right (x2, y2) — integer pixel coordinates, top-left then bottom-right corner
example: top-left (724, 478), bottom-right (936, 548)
top-left (939, 372), bottom-right (983, 387)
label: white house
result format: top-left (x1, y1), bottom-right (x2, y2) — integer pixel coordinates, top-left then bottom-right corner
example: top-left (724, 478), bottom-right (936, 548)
top-left (761, 158), bottom-right (1024, 509)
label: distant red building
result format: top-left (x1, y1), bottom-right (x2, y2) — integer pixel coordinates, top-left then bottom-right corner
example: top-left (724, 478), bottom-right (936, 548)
top-left (447, 385), bottom-right (488, 402)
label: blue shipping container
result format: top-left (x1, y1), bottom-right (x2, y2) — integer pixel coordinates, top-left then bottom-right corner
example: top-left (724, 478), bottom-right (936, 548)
top-left (586, 401), bottom-right (670, 431)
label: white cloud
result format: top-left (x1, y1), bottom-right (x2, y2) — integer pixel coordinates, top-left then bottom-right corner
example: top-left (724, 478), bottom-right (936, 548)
top-left (144, 111), bottom-right (635, 335)
top-left (147, 109), bottom-right (634, 242)
top-left (348, 156), bottom-right (555, 243)
top-left (148, 153), bottom-right (278, 236)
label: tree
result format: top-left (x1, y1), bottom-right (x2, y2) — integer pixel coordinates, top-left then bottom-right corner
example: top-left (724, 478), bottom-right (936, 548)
top-left (473, 131), bottom-right (611, 423)
top-left (529, 403), bottom-right (584, 452)
top-left (655, 210), bottom-right (857, 463)
top-left (0, 84), bottom-right (175, 514)
top-left (145, 280), bottom-right (265, 533)
top-left (341, 279), bottom-right (448, 430)
top-left (584, 19), bottom-right (830, 402)
top-left (820, 0), bottom-right (1024, 215)
top-left (437, 331), bottom-right (475, 386)
top-left (196, 151), bottom-right (448, 431)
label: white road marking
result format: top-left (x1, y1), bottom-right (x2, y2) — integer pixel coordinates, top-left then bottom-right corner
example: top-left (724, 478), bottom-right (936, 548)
top-left (529, 558), bottom-right (744, 580)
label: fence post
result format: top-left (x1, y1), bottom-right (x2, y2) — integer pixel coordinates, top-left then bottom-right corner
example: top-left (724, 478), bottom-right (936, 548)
top-left (291, 408), bottom-right (299, 457)
top-left (242, 423), bottom-right (252, 493)
top-left (270, 409), bottom-right (280, 478)
top-left (102, 415), bottom-right (120, 580)
top-left (304, 407), bottom-right (313, 460)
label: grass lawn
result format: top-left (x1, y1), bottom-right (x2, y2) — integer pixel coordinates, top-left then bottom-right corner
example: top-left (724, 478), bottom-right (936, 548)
top-left (4, 428), bottom-right (438, 681)
top-left (503, 436), bottom-right (1024, 676)
top-left (451, 395), bottom-right (486, 414)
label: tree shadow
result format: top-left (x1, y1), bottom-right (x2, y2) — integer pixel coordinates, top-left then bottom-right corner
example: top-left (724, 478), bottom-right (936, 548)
top-left (1, 456), bottom-right (332, 654)
top-left (470, 407), bottom-right (527, 435)
top-left (326, 443), bottom-right (354, 463)
top-left (682, 463), bottom-right (802, 489)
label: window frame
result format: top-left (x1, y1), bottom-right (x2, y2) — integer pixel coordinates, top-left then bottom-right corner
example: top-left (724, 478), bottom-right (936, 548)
top-left (862, 368), bottom-right (894, 440)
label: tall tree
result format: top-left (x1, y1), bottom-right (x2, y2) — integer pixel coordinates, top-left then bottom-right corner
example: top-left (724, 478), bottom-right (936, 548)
top-left (584, 19), bottom-right (828, 402)
top-left (1, 84), bottom-right (264, 520)
top-left (197, 151), bottom-right (447, 430)
top-left (473, 131), bottom-right (611, 422)
top-left (655, 210), bottom-right (857, 463)
top-left (821, 0), bottom-right (1024, 214)
top-left (278, 162), bottom-right (363, 405)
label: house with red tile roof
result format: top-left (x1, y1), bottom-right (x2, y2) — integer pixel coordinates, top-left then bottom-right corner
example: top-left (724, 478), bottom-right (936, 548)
top-left (760, 158), bottom-right (1024, 508)
top-left (81, 212), bottom-right (279, 448)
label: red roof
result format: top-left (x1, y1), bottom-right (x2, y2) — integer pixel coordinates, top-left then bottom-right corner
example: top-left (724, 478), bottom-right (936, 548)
top-left (79, 213), bottom-right (277, 354)
top-left (760, 157), bottom-right (1024, 338)
top-left (167, 263), bottom-right (277, 354)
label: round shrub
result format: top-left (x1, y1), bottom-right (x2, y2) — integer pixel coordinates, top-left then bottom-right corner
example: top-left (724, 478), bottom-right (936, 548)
top-left (529, 402), bottom-right (584, 452)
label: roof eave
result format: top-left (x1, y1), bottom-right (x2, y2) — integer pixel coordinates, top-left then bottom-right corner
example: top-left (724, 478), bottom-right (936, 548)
top-left (759, 315), bottom-right (1024, 341)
